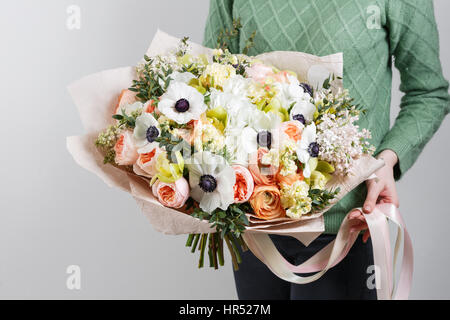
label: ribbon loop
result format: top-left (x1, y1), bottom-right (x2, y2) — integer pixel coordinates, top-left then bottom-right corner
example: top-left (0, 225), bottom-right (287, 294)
top-left (243, 203), bottom-right (413, 300)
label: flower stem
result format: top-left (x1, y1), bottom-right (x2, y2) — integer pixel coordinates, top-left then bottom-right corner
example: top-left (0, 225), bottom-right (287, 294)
top-left (211, 233), bottom-right (218, 270)
top-left (229, 234), bottom-right (243, 265)
top-left (191, 234), bottom-right (200, 253)
top-left (198, 234), bottom-right (208, 269)
top-left (208, 243), bottom-right (214, 268)
top-left (224, 235), bottom-right (239, 271)
top-left (186, 234), bottom-right (194, 247)
top-left (238, 235), bottom-right (248, 252)
top-left (217, 235), bottom-right (224, 267)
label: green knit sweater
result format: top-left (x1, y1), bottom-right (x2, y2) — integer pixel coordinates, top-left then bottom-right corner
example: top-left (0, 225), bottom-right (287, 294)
top-left (203, 0), bottom-right (449, 233)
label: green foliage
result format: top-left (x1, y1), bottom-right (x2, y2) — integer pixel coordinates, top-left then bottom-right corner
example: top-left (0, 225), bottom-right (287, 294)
top-left (309, 187), bottom-right (340, 212)
top-left (216, 18), bottom-right (256, 55)
top-left (129, 55), bottom-right (173, 102)
top-left (192, 203), bottom-right (252, 240)
top-left (155, 124), bottom-right (193, 163)
top-left (242, 30), bottom-right (256, 55)
top-left (315, 75), bottom-right (363, 123)
top-left (112, 108), bottom-right (142, 129)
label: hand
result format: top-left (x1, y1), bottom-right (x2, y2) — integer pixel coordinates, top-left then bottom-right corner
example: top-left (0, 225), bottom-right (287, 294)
top-left (348, 149), bottom-right (399, 243)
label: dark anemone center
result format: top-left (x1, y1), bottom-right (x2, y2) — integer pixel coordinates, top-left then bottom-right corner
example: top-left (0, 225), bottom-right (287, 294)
top-left (146, 126), bottom-right (159, 143)
top-left (175, 98), bottom-right (190, 113)
top-left (199, 174), bottom-right (217, 193)
top-left (300, 83), bottom-right (313, 96)
top-left (257, 131), bottom-right (272, 149)
top-left (293, 114), bottom-right (306, 125)
top-left (308, 142), bottom-right (320, 158)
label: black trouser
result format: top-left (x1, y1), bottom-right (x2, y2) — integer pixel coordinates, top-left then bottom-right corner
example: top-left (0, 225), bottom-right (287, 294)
top-left (234, 234), bottom-right (377, 300)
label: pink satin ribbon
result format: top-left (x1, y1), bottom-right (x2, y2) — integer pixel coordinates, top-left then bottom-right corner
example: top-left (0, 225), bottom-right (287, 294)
top-left (243, 203), bottom-right (413, 300)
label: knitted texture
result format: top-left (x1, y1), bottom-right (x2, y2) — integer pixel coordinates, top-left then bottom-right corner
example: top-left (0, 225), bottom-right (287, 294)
top-left (203, 0), bottom-right (449, 233)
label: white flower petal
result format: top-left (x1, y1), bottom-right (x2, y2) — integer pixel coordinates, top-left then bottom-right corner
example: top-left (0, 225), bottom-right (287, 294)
top-left (303, 163), bottom-right (312, 178)
top-left (297, 148), bottom-right (310, 164)
top-left (199, 192), bottom-right (222, 213)
top-left (170, 71), bottom-right (196, 84)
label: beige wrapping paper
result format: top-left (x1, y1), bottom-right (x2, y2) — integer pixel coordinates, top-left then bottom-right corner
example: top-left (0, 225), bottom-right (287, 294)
top-left (67, 30), bottom-right (384, 245)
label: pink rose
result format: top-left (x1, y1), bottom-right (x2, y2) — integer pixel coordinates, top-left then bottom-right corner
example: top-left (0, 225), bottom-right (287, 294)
top-left (246, 63), bottom-right (274, 83)
top-left (152, 177), bottom-right (190, 209)
top-left (232, 165), bottom-right (255, 203)
top-left (114, 131), bottom-right (138, 166)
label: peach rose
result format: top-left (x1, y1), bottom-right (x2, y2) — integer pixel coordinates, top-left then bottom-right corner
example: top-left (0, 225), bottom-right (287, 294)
top-left (232, 165), bottom-right (255, 203)
top-left (133, 146), bottom-right (164, 178)
top-left (114, 89), bottom-right (137, 115)
top-left (114, 131), bottom-right (138, 165)
top-left (152, 177), bottom-right (190, 209)
top-left (248, 148), bottom-right (278, 186)
top-left (249, 185), bottom-right (285, 220)
top-left (280, 120), bottom-right (303, 142)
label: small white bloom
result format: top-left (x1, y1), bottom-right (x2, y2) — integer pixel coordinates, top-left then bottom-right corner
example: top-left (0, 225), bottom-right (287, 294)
top-left (209, 89), bottom-right (255, 129)
top-left (274, 75), bottom-right (310, 107)
top-left (296, 123), bottom-right (318, 178)
top-left (222, 75), bottom-right (250, 97)
top-left (133, 113), bottom-right (161, 153)
top-left (186, 151), bottom-right (236, 213)
top-left (158, 81), bottom-right (207, 124)
top-left (251, 110), bottom-right (282, 132)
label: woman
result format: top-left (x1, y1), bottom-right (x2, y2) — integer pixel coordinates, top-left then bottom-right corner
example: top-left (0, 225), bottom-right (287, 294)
top-left (203, 0), bottom-right (449, 300)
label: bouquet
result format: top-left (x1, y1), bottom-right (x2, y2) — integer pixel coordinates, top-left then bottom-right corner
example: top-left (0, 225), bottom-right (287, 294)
top-left (67, 30), bottom-right (387, 271)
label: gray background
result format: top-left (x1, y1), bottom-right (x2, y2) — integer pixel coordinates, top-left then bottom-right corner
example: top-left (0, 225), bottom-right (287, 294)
top-left (0, 0), bottom-right (448, 299)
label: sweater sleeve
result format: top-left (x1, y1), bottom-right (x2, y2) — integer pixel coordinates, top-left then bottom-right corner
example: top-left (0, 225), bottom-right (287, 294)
top-left (203, 0), bottom-right (239, 53)
top-left (377, 0), bottom-right (450, 180)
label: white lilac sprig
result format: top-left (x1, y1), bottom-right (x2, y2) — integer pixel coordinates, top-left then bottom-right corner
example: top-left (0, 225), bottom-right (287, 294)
top-left (316, 111), bottom-right (374, 175)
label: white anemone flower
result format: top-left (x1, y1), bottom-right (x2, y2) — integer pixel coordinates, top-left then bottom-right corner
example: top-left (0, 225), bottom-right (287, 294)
top-left (274, 75), bottom-right (311, 107)
top-left (158, 81), bottom-right (207, 124)
top-left (296, 123), bottom-right (319, 178)
top-left (186, 151), bottom-right (236, 213)
top-left (225, 110), bottom-right (281, 165)
top-left (169, 71), bottom-right (196, 84)
top-left (289, 100), bottom-right (316, 124)
top-left (133, 113), bottom-right (161, 153)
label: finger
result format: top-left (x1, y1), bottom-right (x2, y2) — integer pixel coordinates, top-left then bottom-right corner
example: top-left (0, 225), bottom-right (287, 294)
top-left (363, 230), bottom-right (371, 243)
top-left (363, 182), bottom-right (383, 213)
top-left (350, 223), bottom-right (368, 233)
top-left (348, 209), bottom-right (363, 220)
